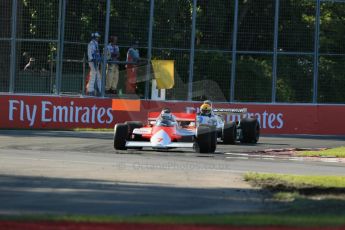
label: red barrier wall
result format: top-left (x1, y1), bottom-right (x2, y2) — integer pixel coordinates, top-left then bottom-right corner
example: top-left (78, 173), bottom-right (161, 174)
top-left (1, 95), bottom-right (344, 135)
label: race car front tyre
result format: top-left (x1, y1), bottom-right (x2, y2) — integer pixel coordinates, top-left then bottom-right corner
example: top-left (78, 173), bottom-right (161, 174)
top-left (125, 121), bottom-right (143, 139)
top-left (209, 127), bottom-right (217, 152)
top-left (240, 118), bottom-right (260, 143)
top-left (222, 122), bottom-right (237, 144)
top-left (195, 126), bottom-right (214, 153)
top-left (125, 121), bottom-right (144, 149)
top-left (114, 123), bottom-right (129, 150)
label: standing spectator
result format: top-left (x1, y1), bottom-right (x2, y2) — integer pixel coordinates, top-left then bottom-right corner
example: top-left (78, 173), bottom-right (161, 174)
top-left (105, 36), bottom-right (120, 94)
top-left (87, 32), bottom-right (102, 96)
top-left (24, 57), bottom-right (36, 71)
top-left (126, 40), bottom-right (140, 94)
top-left (22, 52), bottom-right (31, 69)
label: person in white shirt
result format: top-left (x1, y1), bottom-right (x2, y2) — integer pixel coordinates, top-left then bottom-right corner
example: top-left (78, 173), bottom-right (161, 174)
top-left (87, 32), bottom-right (102, 96)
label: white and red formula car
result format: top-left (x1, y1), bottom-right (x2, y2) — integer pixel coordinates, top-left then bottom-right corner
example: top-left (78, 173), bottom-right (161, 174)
top-left (197, 108), bottom-right (260, 144)
top-left (113, 112), bottom-right (217, 153)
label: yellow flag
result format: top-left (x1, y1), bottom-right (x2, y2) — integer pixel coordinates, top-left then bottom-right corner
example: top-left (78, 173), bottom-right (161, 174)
top-left (151, 60), bottom-right (174, 89)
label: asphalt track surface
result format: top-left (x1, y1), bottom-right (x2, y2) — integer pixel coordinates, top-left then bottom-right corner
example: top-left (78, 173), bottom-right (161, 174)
top-left (0, 130), bottom-right (344, 216)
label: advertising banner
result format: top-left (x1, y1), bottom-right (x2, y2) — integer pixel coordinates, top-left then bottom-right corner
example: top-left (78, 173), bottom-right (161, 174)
top-left (1, 95), bottom-right (345, 135)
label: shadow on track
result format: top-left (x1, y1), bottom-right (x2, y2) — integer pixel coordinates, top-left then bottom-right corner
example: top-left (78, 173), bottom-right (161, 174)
top-left (0, 174), bottom-right (279, 216)
top-left (0, 130), bottom-right (112, 140)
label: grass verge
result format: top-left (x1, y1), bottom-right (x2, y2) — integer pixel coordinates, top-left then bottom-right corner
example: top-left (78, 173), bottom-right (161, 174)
top-left (244, 172), bottom-right (345, 190)
top-left (296, 146), bottom-right (345, 158)
top-left (244, 172), bottom-right (345, 204)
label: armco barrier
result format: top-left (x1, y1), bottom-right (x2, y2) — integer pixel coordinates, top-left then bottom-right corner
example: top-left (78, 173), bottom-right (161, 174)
top-left (1, 95), bottom-right (345, 135)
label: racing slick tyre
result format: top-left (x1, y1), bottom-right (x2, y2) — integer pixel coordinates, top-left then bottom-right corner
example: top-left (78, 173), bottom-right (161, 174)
top-left (222, 122), bottom-right (237, 144)
top-left (209, 127), bottom-right (217, 153)
top-left (195, 126), bottom-right (214, 153)
top-left (240, 118), bottom-right (260, 144)
top-left (125, 121), bottom-right (143, 129)
top-left (124, 121), bottom-right (144, 148)
top-left (114, 123), bottom-right (129, 150)
top-left (125, 121), bottom-right (143, 136)
top-left (125, 121), bottom-right (144, 140)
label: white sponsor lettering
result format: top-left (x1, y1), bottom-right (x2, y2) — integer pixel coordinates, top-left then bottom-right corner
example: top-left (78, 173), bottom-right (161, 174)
top-left (133, 127), bottom-right (152, 135)
top-left (53, 105), bottom-right (69, 122)
top-left (9, 100), bottom-right (19, 121)
top-left (9, 100), bottom-right (37, 126)
top-left (26, 104), bottom-right (37, 127)
top-left (81, 107), bottom-right (90, 123)
top-left (41, 101), bottom-right (52, 122)
top-left (276, 113), bottom-right (283, 129)
top-left (106, 108), bottom-right (113, 124)
top-left (97, 108), bottom-right (106, 124)
top-left (8, 99), bottom-right (114, 126)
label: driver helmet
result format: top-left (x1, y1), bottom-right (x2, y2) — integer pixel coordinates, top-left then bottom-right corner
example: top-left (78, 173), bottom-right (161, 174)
top-left (200, 103), bottom-right (211, 116)
top-left (160, 108), bottom-right (172, 120)
top-left (203, 100), bottom-right (212, 108)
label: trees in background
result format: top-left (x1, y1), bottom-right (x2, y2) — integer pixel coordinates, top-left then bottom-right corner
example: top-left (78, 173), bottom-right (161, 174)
top-left (1, 0), bottom-right (344, 102)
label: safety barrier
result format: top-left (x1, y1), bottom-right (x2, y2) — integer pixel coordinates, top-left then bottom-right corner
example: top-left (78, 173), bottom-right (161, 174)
top-left (1, 94), bottom-right (345, 135)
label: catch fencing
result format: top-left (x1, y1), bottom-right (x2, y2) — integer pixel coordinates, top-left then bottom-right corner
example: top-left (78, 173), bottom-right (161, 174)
top-left (1, 0), bottom-right (345, 103)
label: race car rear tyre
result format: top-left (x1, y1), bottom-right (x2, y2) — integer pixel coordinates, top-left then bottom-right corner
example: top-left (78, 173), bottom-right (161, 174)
top-left (114, 123), bottom-right (129, 150)
top-left (195, 126), bottom-right (214, 153)
top-left (240, 118), bottom-right (260, 143)
top-left (222, 122), bottom-right (237, 144)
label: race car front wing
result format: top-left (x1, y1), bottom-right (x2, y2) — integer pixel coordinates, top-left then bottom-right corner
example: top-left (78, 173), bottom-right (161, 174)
top-left (125, 141), bottom-right (194, 149)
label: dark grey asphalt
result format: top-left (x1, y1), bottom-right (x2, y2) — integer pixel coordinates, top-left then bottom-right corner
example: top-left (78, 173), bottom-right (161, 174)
top-left (0, 130), bottom-right (344, 216)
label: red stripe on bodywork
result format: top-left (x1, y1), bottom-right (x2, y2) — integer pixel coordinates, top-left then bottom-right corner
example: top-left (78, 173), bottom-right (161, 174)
top-left (151, 126), bottom-right (181, 140)
top-left (148, 112), bottom-right (196, 121)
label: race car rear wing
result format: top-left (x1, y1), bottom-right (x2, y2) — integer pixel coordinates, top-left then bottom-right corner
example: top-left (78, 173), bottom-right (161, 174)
top-left (148, 112), bottom-right (196, 122)
top-left (212, 108), bottom-right (248, 115)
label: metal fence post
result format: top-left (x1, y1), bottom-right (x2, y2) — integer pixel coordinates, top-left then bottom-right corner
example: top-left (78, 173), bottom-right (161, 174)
top-left (82, 54), bottom-right (86, 96)
top-left (272, 0), bottom-right (280, 103)
top-left (145, 0), bottom-right (155, 100)
top-left (230, 0), bottom-right (239, 102)
top-left (313, 0), bottom-right (321, 103)
top-left (56, 0), bottom-right (66, 95)
top-left (9, 0), bottom-right (18, 93)
top-left (188, 0), bottom-right (197, 101)
top-left (101, 0), bottom-right (111, 98)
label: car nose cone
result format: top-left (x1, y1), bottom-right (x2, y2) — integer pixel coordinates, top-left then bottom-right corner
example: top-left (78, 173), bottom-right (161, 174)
top-left (151, 129), bottom-right (171, 147)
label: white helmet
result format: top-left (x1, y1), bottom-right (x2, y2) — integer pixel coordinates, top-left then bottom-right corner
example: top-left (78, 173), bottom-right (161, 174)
top-left (160, 108), bottom-right (172, 120)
